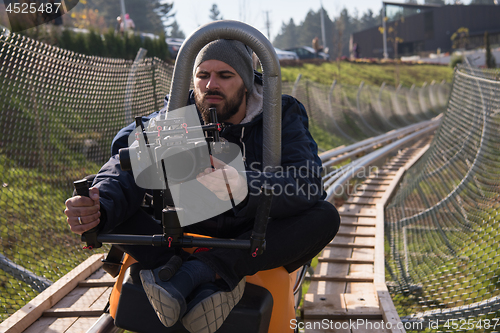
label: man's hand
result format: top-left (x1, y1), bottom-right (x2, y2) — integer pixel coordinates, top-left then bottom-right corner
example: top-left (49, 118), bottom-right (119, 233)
top-left (196, 156), bottom-right (247, 202)
top-left (64, 187), bottom-right (101, 235)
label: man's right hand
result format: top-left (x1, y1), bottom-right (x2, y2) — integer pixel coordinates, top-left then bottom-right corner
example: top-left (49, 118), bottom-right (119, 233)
top-left (64, 187), bottom-right (101, 235)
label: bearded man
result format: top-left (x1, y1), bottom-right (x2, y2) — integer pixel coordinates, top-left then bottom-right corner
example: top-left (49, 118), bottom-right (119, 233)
top-left (65, 39), bottom-right (339, 333)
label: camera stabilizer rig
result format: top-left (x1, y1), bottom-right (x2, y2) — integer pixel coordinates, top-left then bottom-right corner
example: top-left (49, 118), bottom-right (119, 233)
top-left (74, 107), bottom-right (273, 272)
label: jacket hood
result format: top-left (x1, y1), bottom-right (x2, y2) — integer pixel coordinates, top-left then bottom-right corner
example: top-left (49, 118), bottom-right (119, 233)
top-left (240, 78), bottom-right (263, 124)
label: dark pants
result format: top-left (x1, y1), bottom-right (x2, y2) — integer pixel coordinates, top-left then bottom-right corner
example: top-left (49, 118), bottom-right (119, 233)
top-left (112, 200), bottom-right (340, 290)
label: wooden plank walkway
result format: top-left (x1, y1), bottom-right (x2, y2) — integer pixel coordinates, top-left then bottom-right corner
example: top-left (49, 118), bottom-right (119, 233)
top-left (303, 140), bottom-right (431, 333)
top-left (0, 254), bottom-right (116, 333)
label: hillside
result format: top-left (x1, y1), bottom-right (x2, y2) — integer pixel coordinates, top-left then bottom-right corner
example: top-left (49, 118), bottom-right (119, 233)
top-left (280, 61), bottom-right (454, 88)
top-left (279, 61), bottom-right (454, 151)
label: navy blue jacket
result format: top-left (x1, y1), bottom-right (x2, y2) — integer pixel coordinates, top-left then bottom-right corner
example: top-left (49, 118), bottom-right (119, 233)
top-left (93, 74), bottom-right (325, 233)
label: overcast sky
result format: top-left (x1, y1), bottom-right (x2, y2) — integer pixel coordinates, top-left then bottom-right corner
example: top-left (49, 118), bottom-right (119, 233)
top-left (170, 0), bottom-right (474, 41)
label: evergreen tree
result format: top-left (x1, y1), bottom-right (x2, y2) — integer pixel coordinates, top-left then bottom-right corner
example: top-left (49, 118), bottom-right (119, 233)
top-left (485, 31), bottom-right (497, 68)
top-left (209, 4), bottom-right (223, 21)
top-left (273, 18), bottom-right (298, 50)
top-left (59, 29), bottom-right (75, 51)
top-left (273, 6), bottom-right (382, 57)
top-left (103, 28), bottom-right (124, 57)
top-left (143, 37), bottom-right (155, 56)
top-left (153, 1), bottom-right (176, 33)
top-left (359, 9), bottom-right (379, 31)
top-left (273, 8), bottom-right (334, 53)
top-left (154, 34), bottom-right (168, 60)
top-left (335, 8), bottom-right (354, 57)
top-left (298, 10), bottom-right (323, 47)
top-left (79, 0), bottom-right (173, 34)
top-left (424, 0), bottom-right (445, 4)
top-left (48, 25), bottom-right (168, 60)
top-left (470, 0), bottom-right (496, 4)
top-left (124, 33), bottom-right (143, 59)
top-left (87, 29), bottom-right (105, 56)
top-left (73, 33), bottom-right (88, 55)
top-left (169, 20), bottom-right (185, 38)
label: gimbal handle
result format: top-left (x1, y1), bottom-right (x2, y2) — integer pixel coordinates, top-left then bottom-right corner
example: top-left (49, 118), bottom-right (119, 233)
top-left (250, 185), bottom-right (274, 257)
top-left (74, 179), bottom-right (102, 249)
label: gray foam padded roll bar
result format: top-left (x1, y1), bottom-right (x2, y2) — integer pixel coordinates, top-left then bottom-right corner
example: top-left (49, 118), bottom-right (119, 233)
top-left (166, 20), bottom-right (282, 170)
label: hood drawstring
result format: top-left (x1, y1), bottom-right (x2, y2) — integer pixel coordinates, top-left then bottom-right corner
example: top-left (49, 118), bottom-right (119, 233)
top-left (240, 127), bottom-right (247, 168)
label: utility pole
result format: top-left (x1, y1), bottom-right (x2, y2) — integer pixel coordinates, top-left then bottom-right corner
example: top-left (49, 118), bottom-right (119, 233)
top-left (382, 3), bottom-right (388, 59)
top-left (320, 1), bottom-right (326, 50)
top-left (239, 0), bottom-right (246, 22)
top-left (264, 11), bottom-right (271, 40)
top-left (120, 0), bottom-right (127, 32)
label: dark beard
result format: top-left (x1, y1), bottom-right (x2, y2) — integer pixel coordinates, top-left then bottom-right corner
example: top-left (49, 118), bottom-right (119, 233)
top-left (195, 85), bottom-right (246, 123)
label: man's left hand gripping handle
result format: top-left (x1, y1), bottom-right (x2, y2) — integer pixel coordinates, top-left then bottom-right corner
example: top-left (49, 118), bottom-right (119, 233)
top-left (74, 179), bottom-right (102, 249)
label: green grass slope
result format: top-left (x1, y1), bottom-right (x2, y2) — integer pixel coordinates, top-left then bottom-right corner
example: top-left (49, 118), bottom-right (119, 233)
top-left (281, 61), bottom-right (454, 88)
top-left (281, 62), bottom-right (454, 151)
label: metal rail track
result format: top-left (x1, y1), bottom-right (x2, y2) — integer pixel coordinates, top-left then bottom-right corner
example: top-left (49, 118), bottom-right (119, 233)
top-left (321, 117), bottom-right (441, 199)
top-left (302, 121), bottom-right (441, 333)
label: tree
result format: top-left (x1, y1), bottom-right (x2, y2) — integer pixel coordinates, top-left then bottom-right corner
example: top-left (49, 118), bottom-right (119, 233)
top-left (299, 9), bottom-right (333, 50)
top-left (485, 31), bottom-right (497, 68)
top-left (273, 6), bottom-right (382, 57)
top-left (273, 9), bottom-right (334, 51)
top-left (379, 17), bottom-right (404, 85)
top-left (209, 4), bottom-right (223, 21)
top-left (67, 8), bottom-right (107, 31)
top-left (169, 20), bottom-right (185, 38)
top-left (273, 18), bottom-right (299, 50)
top-left (80, 0), bottom-right (174, 34)
top-left (103, 27), bottom-right (124, 57)
top-left (451, 27), bottom-right (469, 50)
top-left (334, 16), bottom-right (345, 82)
top-left (359, 9), bottom-right (379, 31)
top-left (334, 8), bottom-right (353, 57)
top-left (153, 1), bottom-right (175, 32)
top-left (470, 0), bottom-right (496, 3)
top-left (87, 29), bottom-right (105, 56)
top-left (424, 0), bottom-right (445, 4)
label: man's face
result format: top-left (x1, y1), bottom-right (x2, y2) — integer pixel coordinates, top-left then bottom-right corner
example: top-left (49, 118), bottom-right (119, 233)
top-left (194, 60), bottom-right (247, 124)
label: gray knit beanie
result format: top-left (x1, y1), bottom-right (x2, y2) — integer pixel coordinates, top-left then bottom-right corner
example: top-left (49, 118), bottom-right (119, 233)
top-left (193, 39), bottom-right (254, 95)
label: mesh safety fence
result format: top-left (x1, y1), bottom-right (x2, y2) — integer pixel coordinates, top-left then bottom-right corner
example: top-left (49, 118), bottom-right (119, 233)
top-left (282, 77), bottom-right (449, 146)
top-left (0, 28), bottom-right (450, 324)
top-left (0, 29), bottom-right (172, 322)
top-left (385, 65), bottom-right (500, 332)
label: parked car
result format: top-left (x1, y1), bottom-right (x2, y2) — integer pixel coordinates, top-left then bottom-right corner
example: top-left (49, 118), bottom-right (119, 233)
top-left (140, 32), bottom-right (159, 40)
top-left (274, 48), bottom-right (299, 60)
top-left (285, 46), bottom-right (329, 60)
top-left (166, 38), bottom-right (184, 59)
